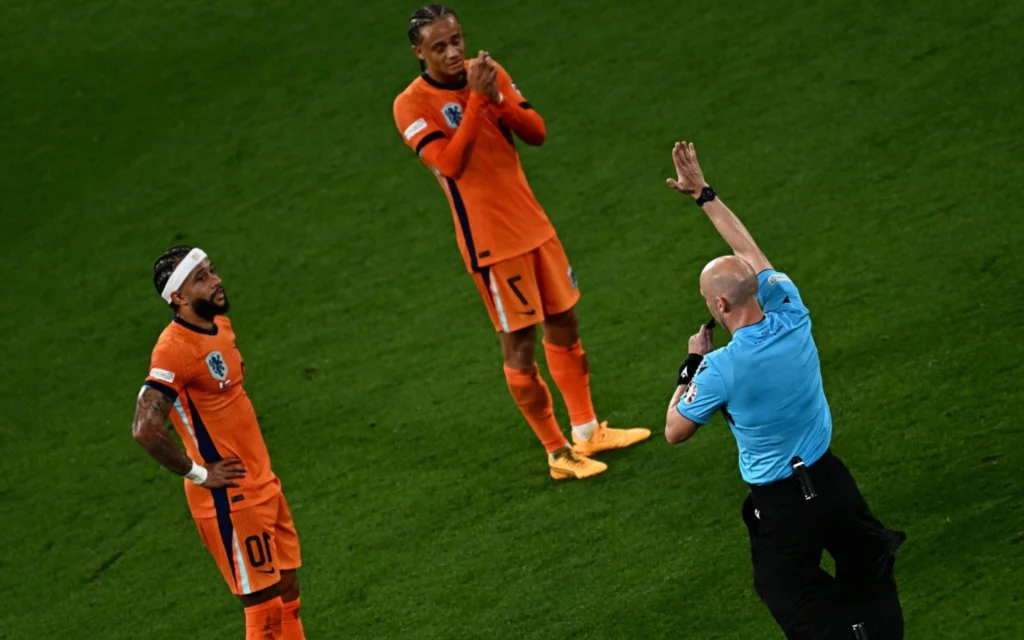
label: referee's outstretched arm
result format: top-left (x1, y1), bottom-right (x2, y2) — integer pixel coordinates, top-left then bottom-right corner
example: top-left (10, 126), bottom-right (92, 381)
top-left (666, 141), bottom-right (907, 638)
top-left (664, 141), bottom-right (772, 445)
top-left (666, 141), bottom-right (772, 274)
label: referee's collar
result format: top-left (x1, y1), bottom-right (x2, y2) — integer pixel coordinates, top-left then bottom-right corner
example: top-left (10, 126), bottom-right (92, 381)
top-left (732, 314), bottom-right (768, 339)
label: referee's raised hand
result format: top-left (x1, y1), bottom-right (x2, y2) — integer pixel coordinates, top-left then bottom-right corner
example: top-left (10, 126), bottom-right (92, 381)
top-left (666, 141), bottom-right (708, 197)
top-left (688, 324), bottom-right (714, 356)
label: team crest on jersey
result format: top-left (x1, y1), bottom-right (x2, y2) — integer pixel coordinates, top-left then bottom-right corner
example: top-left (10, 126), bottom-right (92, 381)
top-left (206, 351), bottom-right (228, 381)
top-left (441, 102), bottom-right (463, 129)
top-left (683, 383), bottom-right (698, 404)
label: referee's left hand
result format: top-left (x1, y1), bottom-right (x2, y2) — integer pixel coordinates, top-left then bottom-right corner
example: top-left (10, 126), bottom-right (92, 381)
top-left (688, 324), bottom-right (714, 356)
top-left (666, 141), bottom-right (708, 197)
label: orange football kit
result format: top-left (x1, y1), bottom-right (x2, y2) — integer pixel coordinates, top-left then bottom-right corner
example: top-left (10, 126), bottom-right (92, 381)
top-left (393, 61), bottom-right (579, 334)
top-left (143, 315), bottom-right (300, 596)
top-left (392, 59), bottom-right (651, 477)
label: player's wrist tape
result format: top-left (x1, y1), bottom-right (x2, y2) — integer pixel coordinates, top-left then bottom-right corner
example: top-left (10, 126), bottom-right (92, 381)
top-left (677, 354), bottom-right (704, 387)
top-left (161, 247), bottom-right (207, 302)
top-left (184, 461), bottom-right (208, 484)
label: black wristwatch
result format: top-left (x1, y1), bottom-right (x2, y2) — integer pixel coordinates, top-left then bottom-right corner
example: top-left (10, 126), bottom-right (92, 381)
top-left (695, 185), bottom-right (717, 207)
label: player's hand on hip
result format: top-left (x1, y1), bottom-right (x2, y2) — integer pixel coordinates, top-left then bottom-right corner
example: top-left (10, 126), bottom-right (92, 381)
top-left (666, 141), bottom-right (708, 198)
top-left (200, 457), bottom-right (247, 489)
top-left (688, 324), bottom-right (714, 356)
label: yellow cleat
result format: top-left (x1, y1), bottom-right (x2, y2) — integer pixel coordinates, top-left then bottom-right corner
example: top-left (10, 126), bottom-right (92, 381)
top-left (548, 447), bottom-right (608, 481)
top-left (572, 421), bottom-right (651, 457)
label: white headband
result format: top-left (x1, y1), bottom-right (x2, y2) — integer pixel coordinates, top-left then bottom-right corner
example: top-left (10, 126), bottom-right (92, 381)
top-left (161, 248), bottom-right (208, 303)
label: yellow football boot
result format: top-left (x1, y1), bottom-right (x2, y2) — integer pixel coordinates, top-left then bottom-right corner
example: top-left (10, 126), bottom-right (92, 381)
top-left (572, 421), bottom-right (651, 457)
top-left (548, 446), bottom-right (608, 480)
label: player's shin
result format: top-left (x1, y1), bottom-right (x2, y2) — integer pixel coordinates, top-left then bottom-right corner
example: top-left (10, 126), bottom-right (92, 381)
top-left (503, 365), bottom-right (567, 452)
top-left (282, 597), bottom-right (304, 640)
top-left (543, 340), bottom-right (598, 439)
top-left (245, 597), bottom-right (284, 639)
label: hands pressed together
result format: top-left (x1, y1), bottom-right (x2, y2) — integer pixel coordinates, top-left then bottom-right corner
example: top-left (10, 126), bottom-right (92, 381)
top-left (467, 50), bottom-right (501, 103)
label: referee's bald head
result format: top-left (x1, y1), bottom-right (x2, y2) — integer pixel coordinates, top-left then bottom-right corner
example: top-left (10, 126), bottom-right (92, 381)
top-left (700, 256), bottom-right (760, 330)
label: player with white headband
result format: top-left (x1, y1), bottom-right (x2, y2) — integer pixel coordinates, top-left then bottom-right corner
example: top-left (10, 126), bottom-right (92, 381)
top-left (158, 246), bottom-right (209, 303)
top-left (131, 245), bottom-right (307, 639)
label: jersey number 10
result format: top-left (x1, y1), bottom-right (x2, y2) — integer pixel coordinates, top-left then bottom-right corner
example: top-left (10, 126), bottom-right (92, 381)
top-left (245, 532), bottom-right (273, 567)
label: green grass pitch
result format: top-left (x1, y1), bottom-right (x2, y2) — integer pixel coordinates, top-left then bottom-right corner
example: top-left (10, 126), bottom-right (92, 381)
top-left (2, 0), bottom-right (1023, 637)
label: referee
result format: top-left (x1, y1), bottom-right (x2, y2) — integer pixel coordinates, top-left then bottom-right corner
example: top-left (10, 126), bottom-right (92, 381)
top-left (663, 141), bottom-right (906, 639)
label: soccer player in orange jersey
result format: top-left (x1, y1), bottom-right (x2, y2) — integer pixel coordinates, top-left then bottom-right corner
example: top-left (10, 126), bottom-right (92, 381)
top-left (393, 5), bottom-right (650, 480)
top-left (131, 246), bottom-right (305, 640)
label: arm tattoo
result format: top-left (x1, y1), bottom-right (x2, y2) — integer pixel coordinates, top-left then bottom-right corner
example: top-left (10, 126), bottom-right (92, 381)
top-left (132, 387), bottom-right (193, 476)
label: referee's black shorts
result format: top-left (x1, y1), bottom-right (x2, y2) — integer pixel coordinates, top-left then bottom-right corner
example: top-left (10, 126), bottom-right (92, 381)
top-left (742, 449), bottom-right (906, 639)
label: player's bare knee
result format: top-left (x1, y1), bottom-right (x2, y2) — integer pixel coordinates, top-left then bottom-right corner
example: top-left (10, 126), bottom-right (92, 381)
top-left (279, 569), bottom-right (300, 602)
top-left (512, 341), bottom-right (535, 368)
top-left (546, 308), bottom-right (577, 328)
top-left (543, 308), bottom-right (580, 344)
top-left (500, 327), bottom-right (537, 370)
top-left (238, 583), bottom-right (281, 608)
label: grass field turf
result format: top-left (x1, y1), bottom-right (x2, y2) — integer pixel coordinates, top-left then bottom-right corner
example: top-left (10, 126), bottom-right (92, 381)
top-left (2, 0), bottom-right (1023, 637)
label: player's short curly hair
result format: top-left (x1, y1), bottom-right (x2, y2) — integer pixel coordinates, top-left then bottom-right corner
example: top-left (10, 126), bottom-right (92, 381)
top-left (152, 245), bottom-right (192, 309)
top-left (407, 4), bottom-right (458, 46)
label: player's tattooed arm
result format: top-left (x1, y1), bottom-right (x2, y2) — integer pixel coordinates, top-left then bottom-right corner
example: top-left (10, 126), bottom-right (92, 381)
top-left (132, 387), bottom-right (192, 476)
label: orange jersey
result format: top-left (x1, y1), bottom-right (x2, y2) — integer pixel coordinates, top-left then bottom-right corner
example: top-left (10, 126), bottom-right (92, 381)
top-left (393, 61), bottom-right (556, 272)
top-left (144, 316), bottom-right (280, 518)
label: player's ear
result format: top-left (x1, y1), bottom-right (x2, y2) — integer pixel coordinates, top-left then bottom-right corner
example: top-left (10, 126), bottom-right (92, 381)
top-left (170, 290), bottom-right (188, 309)
top-left (412, 44), bottom-right (424, 62)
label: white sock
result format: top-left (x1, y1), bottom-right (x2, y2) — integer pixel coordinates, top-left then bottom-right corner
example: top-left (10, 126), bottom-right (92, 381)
top-left (572, 419), bottom-right (599, 441)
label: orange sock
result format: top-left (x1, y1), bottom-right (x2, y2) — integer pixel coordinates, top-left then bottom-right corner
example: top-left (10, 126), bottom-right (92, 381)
top-left (282, 597), bottom-right (305, 639)
top-left (504, 364), bottom-right (567, 453)
top-left (543, 339), bottom-right (597, 427)
top-left (245, 596), bottom-right (283, 640)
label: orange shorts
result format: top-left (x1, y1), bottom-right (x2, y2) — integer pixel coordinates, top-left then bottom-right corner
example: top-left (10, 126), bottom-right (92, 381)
top-left (472, 235), bottom-right (580, 334)
top-left (195, 491), bottom-right (301, 596)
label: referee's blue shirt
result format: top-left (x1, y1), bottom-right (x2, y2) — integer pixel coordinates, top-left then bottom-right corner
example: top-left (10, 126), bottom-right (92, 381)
top-left (677, 270), bottom-right (832, 485)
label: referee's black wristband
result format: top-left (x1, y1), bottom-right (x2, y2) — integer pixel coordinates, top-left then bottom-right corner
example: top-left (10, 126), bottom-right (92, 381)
top-left (695, 185), bottom-right (717, 207)
top-left (677, 354), bottom-right (704, 387)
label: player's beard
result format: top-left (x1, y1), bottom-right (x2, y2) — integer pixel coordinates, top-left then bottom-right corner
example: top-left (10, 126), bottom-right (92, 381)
top-left (194, 291), bottom-right (229, 321)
